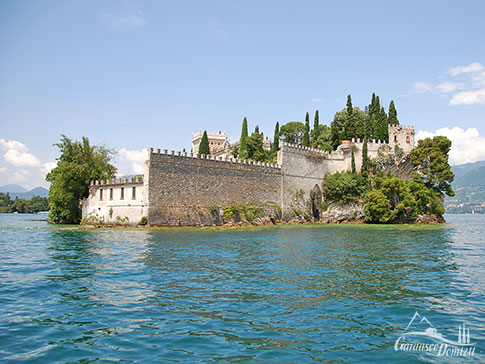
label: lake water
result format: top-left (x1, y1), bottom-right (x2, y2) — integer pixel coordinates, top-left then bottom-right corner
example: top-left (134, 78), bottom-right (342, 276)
top-left (0, 214), bottom-right (484, 363)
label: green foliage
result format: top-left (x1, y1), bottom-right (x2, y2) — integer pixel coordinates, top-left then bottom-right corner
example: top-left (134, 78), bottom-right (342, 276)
top-left (247, 127), bottom-right (265, 161)
top-left (0, 193), bottom-right (49, 213)
top-left (279, 121), bottom-right (305, 144)
top-left (239, 117), bottom-right (249, 159)
top-left (330, 107), bottom-right (366, 149)
top-left (364, 172), bottom-right (446, 223)
top-left (209, 203), bottom-right (219, 216)
top-left (199, 130), bottom-right (210, 155)
top-left (139, 216), bottom-right (148, 225)
top-left (410, 136), bottom-right (455, 196)
top-left (80, 210), bottom-right (104, 225)
top-left (46, 135), bottom-right (116, 224)
top-left (316, 125), bottom-right (333, 151)
top-left (388, 100), bottom-right (399, 125)
top-left (223, 202), bottom-right (241, 219)
top-left (302, 112), bottom-right (310, 147)
top-left (322, 171), bottom-right (367, 204)
top-left (272, 121), bottom-right (280, 151)
top-left (116, 216), bottom-right (129, 223)
top-left (312, 110), bottom-right (319, 144)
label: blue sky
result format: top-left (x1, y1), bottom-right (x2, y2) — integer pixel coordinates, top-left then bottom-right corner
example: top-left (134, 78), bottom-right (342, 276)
top-left (1, 0), bottom-right (485, 188)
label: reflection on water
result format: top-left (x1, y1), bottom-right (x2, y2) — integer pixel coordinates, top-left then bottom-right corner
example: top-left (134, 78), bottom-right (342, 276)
top-left (0, 213), bottom-right (483, 363)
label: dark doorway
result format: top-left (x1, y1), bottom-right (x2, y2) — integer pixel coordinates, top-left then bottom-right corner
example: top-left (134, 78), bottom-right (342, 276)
top-left (310, 184), bottom-right (322, 220)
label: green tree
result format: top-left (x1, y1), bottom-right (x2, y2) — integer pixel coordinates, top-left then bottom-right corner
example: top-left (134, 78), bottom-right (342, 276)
top-left (279, 121), bottom-right (305, 144)
top-left (321, 171), bottom-right (367, 204)
top-left (312, 110), bottom-right (320, 145)
top-left (199, 130), bottom-right (210, 155)
top-left (247, 127), bottom-right (265, 161)
top-left (239, 117), bottom-right (249, 159)
top-left (410, 136), bottom-right (455, 196)
top-left (302, 112), bottom-right (310, 146)
top-left (272, 121), bottom-right (280, 151)
top-left (316, 125), bottom-right (333, 151)
top-left (330, 107), bottom-right (366, 149)
top-left (388, 100), bottom-right (399, 125)
top-left (46, 135), bottom-right (116, 224)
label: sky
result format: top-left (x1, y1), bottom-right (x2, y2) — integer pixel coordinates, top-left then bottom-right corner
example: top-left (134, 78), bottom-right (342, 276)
top-left (1, 0), bottom-right (485, 189)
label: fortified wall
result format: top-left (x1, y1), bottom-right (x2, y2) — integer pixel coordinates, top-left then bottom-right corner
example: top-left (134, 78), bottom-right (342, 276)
top-left (82, 125), bottom-right (415, 225)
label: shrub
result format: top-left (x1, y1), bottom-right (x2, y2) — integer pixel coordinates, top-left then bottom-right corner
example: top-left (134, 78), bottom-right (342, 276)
top-left (321, 171), bottom-right (367, 204)
top-left (209, 203), bottom-right (219, 216)
top-left (139, 216), bottom-right (148, 225)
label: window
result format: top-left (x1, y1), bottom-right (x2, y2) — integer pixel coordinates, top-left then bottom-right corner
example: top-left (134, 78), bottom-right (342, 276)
top-left (99, 189), bottom-right (103, 201)
top-left (132, 187), bottom-right (136, 199)
top-left (120, 187), bottom-right (124, 200)
top-left (394, 135), bottom-right (398, 142)
top-left (109, 188), bottom-right (113, 200)
top-left (406, 135), bottom-right (410, 143)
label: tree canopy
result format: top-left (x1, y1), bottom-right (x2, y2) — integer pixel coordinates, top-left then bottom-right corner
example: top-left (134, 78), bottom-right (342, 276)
top-left (279, 121), bottom-right (305, 145)
top-left (410, 136), bottom-right (455, 196)
top-left (46, 135), bottom-right (117, 224)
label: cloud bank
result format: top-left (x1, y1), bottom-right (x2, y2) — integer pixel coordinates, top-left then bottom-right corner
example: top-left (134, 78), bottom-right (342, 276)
top-left (416, 126), bottom-right (485, 165)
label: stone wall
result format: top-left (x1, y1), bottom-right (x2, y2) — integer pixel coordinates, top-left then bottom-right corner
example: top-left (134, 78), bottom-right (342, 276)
top-left (147, 149), bottom-right (282, 225)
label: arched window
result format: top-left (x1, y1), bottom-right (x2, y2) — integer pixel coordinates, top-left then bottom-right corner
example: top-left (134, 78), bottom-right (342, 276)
top-left (406, 135), bottom-right (410, 143)
top-left (394, 134), bottom-right (398, 142)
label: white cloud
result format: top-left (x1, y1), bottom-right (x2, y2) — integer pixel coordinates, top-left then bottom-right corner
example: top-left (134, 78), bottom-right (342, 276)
top-left (42, 162), bottom-right (57, 174)
top-left (0, 167), bottom-right (6, 173)
top-left (448, 62), bottom-right (485, 76)
top-left (435, 82), bottom-right (464, 93)
top-left (11, 169), bottom-right (31, 183)
top-left (0, 139), bottom-right (41, 167)
top-left (416, 126), bottom-right (485, 165)
top-left (117, 148), bottom-right (148, 175)
top-left (100, 4), bottom-right (147, 28)
top-left (412, 81), bottom-right (432, 94)
top-left (450, 88), bottom-right (485, 105)
top-left (410, 62), bottom-right (485, 105)
top-left (312, 98), bottom-right (325, 102)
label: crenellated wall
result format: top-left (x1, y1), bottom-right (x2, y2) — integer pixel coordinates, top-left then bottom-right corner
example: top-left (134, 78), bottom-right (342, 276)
top-left (146, 149), bottom-right (283, 225)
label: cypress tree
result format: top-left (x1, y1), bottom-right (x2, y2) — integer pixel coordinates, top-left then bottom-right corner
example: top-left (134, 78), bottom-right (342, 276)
top-left (351, 146), bottom-right (356, 173)
top-left (345, 95), bottom-right (353, 139)
top-left (388, 100), bottom-right (399, 126)
top-left (361, 136), bottom-right (368, 179)
top-left (379, 106), bottom-right (389, 142)
top-left (312, 110), bottom-right (319, 144)
top-left (303, 112), bottom-right (310, 146)
top-left (272, 121), bottom-right (280, 151)
top-left (199, 130), bottom-right (210, 155)
top-left (239, 117), bottom-right (249, 159)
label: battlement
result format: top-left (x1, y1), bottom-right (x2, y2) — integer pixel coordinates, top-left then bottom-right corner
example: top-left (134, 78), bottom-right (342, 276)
top-left (350, 138), bottom-right (387, 144)
top-left (149, 147), bottom-right (282, 170)
top-left (90, 176), bottom-right (143, 186)
top-left (281, 142), bottom-right (333, 156)
top-left (389, 124), bottom-right (414, 130)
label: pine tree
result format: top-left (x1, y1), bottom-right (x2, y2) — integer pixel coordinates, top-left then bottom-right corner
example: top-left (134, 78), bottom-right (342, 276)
top-left (239, 117), bottom-right (249, 159)
top-left (351, 146), bottom-right (356, 173)
top-left (388, 100), bottom-right (399, 126)
top-left (379, 106), bottom-right (389, 142)
top-left (272, 121), bottom-right (280, 151)
top-left (255, 125), bottom-right (259, 133)
top-left (303, 112), bottom-right (310, 146)
top-left (199, 130), bottom-right (210, 155)
top-left (312, 110), bottom-right (319, 144)
top-left (361, 136), bottom-right (368, 179)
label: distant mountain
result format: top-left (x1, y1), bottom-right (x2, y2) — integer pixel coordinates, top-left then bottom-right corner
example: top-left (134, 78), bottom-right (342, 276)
top-left (0, 185), bottom-right (49, 199)
top-left (451, 160), bottom-right (485, 181)
top-left (446, 161), bottom-right (485, 214)
top-left (0, 184), bottom-right (27, 193)
top-left (454, 166), bottom-right (485, 187)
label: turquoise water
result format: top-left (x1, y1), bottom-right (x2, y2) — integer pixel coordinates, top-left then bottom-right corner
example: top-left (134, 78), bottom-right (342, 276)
top-left (0, 214), bottom-right (484, 363)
